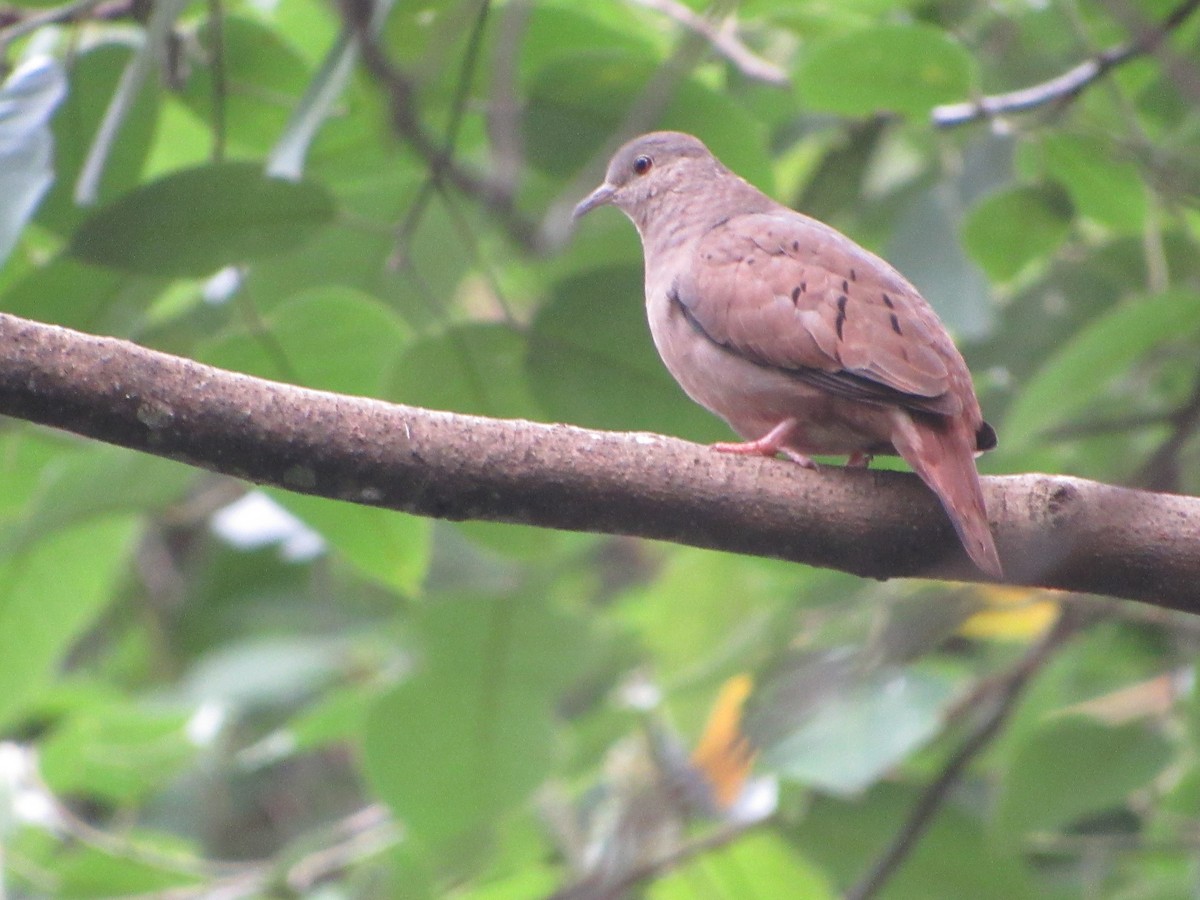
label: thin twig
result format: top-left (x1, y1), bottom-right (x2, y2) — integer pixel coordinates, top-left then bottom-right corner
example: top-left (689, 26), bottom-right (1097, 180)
top-left (1134, 367), bottom-right (1200, 492)
top-left (486, 0), bottom-right (530, 190)
top-left (206, 0), bottom-right (226, 163)
top-left (845, 606), bottom-right (1092, 900)
top-left (1028, 828), bottom-right (1200, 855)
top-left (396, 0), bottom-right (492, 246)
top-left (340, 0), bottom-right (541, 251)
top-left (626, 0), bottom-right (787, 86)
top-left (932, 0), bottom-right (1200, 127)
top-left (388, 0), bottom-right (518, 343)
top-left (0, 0), bottom-right (109, 52)
top-left (1097, 0), bottom-right (1200, 104)
top-left (114, 805), bottom-right (399, 900)
top-left (435, 182), bottom-right (518, 323)
top-left (44, 781), bottom-right (255, 882)
top-left (75, 0), bottom-right (191, 204)
top-left (284, 805), bottom-right (399, 892)
top-left (547, 817), bottom-right (773, 900)
top-left (1040, 409), bottom-right (1176, 442)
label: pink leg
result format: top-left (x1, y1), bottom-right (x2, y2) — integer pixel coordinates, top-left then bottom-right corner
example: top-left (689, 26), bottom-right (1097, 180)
top-left (846, 452), bottom-right (873, 469)
top-left (712, 419), bottom-right (818, 469)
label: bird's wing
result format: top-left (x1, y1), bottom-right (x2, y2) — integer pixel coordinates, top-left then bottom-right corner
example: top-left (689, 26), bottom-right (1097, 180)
top-left (672, 211), bottom-right (963, 417)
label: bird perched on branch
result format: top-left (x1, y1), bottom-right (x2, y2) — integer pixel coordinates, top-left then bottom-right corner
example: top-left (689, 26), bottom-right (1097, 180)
top-left (574, 131), bottom-right (1002, 577)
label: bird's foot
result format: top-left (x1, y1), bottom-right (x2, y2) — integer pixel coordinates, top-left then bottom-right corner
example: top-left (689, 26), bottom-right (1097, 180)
top-left (711, 419), bottom-right (818, 468)
top-left (782, 449), bottom-right (819, 469)
top-left (846, 452), bottom-right (873, 469)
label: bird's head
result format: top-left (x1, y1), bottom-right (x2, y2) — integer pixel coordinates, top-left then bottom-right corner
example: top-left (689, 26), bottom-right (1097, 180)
top-left (573, 131), bottom-right (719, 225)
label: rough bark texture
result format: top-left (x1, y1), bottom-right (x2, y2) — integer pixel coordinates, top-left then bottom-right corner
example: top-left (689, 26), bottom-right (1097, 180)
top-left (1, 312), bottom-right (1198, 609)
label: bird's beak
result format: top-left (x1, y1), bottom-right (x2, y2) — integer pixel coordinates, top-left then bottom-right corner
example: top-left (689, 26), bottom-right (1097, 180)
top-left (573, 183), bottom-right (616, 220)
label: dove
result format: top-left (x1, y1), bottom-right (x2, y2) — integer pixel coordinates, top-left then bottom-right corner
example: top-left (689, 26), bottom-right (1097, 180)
top-left (574, 131), bottom-right (1002, 578)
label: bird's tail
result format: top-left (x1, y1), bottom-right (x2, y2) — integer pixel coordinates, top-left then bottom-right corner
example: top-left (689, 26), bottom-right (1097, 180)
top-left (891, 412), bottom-right (1003, 578)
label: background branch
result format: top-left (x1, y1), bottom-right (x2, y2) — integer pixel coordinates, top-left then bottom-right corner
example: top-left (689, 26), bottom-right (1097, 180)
top-left (339, 0), bottom-right (542, 251)
top-left (932, 0), bottom-right (1200, 127)
top-left (0, 0), bottom-right (126, 53)
top-left (1134, 367), bottom-right (1200, 492)
top-left (845, 606), bottom-right (1091, 900)
top-left (625, 0), bottom-right (787, 86)
top-left (1, 313), bottom-right (1197, 608)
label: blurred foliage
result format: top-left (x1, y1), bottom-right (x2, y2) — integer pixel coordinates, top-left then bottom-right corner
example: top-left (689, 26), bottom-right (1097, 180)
top-left (0, 0), bottom-right (1198, 897)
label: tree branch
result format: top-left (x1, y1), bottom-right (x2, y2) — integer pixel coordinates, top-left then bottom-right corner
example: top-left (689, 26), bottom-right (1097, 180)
top-left (845, 606), bottom-right (1090, 900)
top-left (0, 0), bottom-right (130, 53)
top-left (1135, 367), bottom-right (1200, 492)
top-left (338, 0), bottom-right (542, 252)
top-left (1, 312), bottom-right (1198, 608)
top-left (932, 0), bottom-right (1200, 127)
top-left (625, 0), bottom-right (788, 86)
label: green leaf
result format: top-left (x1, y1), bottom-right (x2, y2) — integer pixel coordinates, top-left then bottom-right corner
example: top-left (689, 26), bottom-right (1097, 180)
top-left (74, 0), bottom-right (192, 205)
top-left (650, 833), bottom-right (835, 900)
top-left (760, 664), bottom-right (960, 795)
top-left (523, 50), bottom-right (772, 188)
top-left (618, 548), bottom-right (805, 678)
top-left (455, 866), bottom-right (561, 899)
top-left (995, 717), bottom-right (1172, 839)
top-left (182, 634), bottom-right (349, 707)
top-left (797, 25), bottom-right (974, 117)
top-left (201, 286), bottom-right (412, 395)
top-left (269, 489), bottom-right (431, 596)
top-left (2, 444), bottom-right (194, 552)
top-left (181, 16), bottom-right (313, 155)
top-left (38, 46), bottom-right (159, 231)
top-left (0, 58), bottom-right (65, 268)
top-left (0, 516), bottom-right (138, 726)
top-left (962, 184), bottom-right (1073, 282)
top-left (796, 783), bottom-right (1037, 899)
top-left (286, 682), bottom-right (380, 752)
top-left (364, 594), bottom-right (586, 844)
top-left (887, 179), bottom-right (993, 338)
top-left (1004, 290), bottom-right (1200, 449)
top-left (1039, 133), bottom-right (1147, 231)
top-left (39, 703), bottom-right (196, 804)
top-left (68, 162), bottom-right (336, 276)
top-left (388, 322), bottom-right (543, 420)
top-left (528, 266), bottom-right (726, 441)
top-left (0, 254), bottom-right (163, 332)
top-left (0, 431), bottom-right (76, 520)
top-left (27, 832), bottom-right (202, 896)
top-left (519, 4), bottom-right (653, 83)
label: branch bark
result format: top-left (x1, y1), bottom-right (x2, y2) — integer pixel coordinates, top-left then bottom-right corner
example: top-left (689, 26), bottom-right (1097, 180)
top-left (1, 312), bottom-right (1198, 609)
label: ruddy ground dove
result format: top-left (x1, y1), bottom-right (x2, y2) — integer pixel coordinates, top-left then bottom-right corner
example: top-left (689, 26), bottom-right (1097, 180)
top-left (574, 132), bottom-right (1002, 577)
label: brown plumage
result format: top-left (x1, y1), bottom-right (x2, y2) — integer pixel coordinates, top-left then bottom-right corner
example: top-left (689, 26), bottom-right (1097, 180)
top-left (575, 131), bottom-right (1002, 577)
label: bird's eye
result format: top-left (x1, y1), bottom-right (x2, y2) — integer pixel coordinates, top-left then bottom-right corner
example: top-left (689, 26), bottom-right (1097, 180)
top-left (633, 155), bottom-right (653, 175)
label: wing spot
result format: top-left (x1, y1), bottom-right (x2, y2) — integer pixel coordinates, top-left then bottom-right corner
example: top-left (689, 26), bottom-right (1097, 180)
top-left (882, 293), bottom-right (895, 309)
top-left (792, 240), bottom-right (800, 252)
top-left (836, 295), bottom-right (848, 340)
top-left (791, 286), bottom-right (801, 304)
top-left (850, 268), bottom-right (857, 281)
top-left (890, 313), bottom-right (902, 335)
top-left (842, 279), bottom-right (849, 293)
